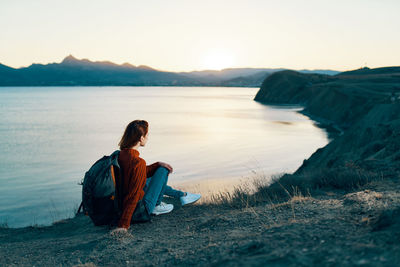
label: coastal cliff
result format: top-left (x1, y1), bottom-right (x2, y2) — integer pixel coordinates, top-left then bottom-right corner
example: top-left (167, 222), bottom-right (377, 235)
top-left (255, 67), bottom-right (400, 179)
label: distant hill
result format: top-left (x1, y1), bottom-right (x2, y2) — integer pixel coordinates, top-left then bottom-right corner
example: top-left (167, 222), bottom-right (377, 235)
top-left (0, 55), bottom-right (195, 86)
top-left (298, 69), bottom-right (340, 76)
top-left (0, 55), bottom-right (339, 87)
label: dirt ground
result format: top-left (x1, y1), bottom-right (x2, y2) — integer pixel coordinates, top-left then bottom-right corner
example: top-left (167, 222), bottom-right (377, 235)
top-left (1, 177), bottom-right (399, 267)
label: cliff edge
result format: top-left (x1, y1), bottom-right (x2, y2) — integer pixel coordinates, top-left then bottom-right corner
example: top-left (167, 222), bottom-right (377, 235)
top-left (254, 67), bottom-right (400, 196)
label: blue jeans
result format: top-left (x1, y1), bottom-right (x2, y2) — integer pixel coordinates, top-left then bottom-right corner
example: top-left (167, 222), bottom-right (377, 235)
top-left (142, 167), bottom-right (185, 213)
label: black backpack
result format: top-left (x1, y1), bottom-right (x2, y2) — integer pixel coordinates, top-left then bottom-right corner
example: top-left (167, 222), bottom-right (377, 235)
top-left (78, 150), bottom-right (151, 226)
top-left (79, 150), bottom-right (122, 226)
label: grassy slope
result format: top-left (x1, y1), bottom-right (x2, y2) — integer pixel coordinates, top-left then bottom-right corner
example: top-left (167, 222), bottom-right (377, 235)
top-left (1, 180), bottom-right (399, 266)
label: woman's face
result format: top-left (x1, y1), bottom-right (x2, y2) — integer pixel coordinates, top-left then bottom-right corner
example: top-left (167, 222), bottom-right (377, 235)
top-left (140, 132), bottom-right (149, 146)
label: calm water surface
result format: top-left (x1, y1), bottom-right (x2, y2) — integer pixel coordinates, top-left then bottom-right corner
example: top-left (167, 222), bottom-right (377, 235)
top-left (0, 86), bottom-right (329, 227)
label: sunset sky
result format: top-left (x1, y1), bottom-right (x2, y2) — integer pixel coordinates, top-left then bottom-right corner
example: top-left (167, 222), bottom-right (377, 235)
top-left (0, 0), bottom-right (399, 71)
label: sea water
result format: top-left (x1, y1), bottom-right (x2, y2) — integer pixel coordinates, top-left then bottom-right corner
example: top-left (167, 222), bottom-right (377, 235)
top-left (0, 86), bottom-right (329, 227)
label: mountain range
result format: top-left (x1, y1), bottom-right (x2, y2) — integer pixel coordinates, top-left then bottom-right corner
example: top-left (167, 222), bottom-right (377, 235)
top-left (0, 55), bottom-right (339, 87)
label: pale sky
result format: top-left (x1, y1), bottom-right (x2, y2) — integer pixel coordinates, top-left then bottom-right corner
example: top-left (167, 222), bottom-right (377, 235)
top-left (0, 0), bottom-right (399, 71)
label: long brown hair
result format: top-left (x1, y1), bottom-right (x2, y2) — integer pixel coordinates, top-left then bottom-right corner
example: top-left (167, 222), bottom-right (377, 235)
top-left (119, 120), bottom-right (149, 150)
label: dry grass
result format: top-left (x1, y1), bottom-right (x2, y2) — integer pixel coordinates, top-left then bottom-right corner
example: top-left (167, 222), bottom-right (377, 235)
top-left (205, 162), bottom-right (384, 209)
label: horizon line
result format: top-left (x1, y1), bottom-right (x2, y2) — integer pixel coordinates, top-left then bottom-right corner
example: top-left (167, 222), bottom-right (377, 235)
top-left (1, 54), bottom-right (393, 73)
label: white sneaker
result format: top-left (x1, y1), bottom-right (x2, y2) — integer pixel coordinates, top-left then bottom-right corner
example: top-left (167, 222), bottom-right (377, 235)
top-left (180, 192), bottom-right (201, 206)
top-left (151, 202), bottom-right (174, 215)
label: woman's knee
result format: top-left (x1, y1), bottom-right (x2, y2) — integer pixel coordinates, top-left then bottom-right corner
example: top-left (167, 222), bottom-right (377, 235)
top-left (154, 167), bottom-right (169, 183)
top-left (156, 166), bottom-right (169, 175)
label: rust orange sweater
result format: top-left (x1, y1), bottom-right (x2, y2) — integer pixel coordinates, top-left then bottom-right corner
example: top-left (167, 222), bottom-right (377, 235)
top-left (117, 148), bottom-right (159, 229)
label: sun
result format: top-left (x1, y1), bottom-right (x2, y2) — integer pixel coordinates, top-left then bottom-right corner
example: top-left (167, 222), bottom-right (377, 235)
top-left (201, 51), bottom-right (235, 70)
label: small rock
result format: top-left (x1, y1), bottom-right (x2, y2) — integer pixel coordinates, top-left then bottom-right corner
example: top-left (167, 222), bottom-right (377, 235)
top-left (356, 259), bottom-right (369, 265)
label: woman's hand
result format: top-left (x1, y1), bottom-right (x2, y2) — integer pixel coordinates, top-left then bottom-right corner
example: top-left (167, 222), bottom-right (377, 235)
top-left (158, 162), bottom-right (173, 173)
top-left (110, 227), bottom-right (132, 238)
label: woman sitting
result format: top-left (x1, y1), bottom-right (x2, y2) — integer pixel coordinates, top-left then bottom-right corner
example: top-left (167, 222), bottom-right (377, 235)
top-left (112, 120), bottom-right (201, 234)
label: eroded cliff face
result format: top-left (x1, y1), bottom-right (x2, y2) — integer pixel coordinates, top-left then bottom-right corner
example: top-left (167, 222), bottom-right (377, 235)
top-left (254, 67), bottom-right (400, 176)
top-left (296, 103), bottom-right (400, 176)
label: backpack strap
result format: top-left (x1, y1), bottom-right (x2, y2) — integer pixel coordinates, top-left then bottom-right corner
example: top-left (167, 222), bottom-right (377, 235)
top-left (110, 165), bottom-right (119, 212)
top-left (76, 201), bottom-right (83, 215)
top-left (110, 159), bottom-right (124, 226)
